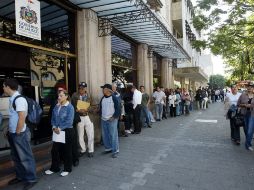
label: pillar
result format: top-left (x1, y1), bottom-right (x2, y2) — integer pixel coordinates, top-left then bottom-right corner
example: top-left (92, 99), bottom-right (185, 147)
top-left (77, 9), bottom-right (112, 104)
top-left (168, 60), bottom-right (174, 89)
top-left (161, 58), bottom-right (170, 88)
top-left (148, 49), bottom-right (154, 95)
top-left (137, 44), bottom-right (151, 92)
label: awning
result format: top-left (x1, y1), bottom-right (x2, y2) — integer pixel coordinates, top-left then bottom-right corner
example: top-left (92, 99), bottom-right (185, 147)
top-left (69, 0), bottom-right (190, 60)
top-left (174, 67), bottom-right (208, 82)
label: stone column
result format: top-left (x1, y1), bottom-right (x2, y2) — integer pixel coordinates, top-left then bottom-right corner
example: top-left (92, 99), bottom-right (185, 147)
top-left (161, 58), bottom-right (170, 88)
top-left (137, 44), bottom-right (150, 90)
top-left (148, 48), bottom-right (154, 95)
top-left (77, 9), bottom-right (112, 104)
top-left (168, 60), bottom-right (174, 89)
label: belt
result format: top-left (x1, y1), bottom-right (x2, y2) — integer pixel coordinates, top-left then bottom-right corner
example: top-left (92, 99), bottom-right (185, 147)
top-left (80, 113), bottom-right (88, 116)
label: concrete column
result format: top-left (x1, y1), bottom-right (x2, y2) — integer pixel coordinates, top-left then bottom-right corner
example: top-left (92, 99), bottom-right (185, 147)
top-left (148, 50), bottom-right (154, 95)
top-left (137, 44), bottom-right (150, 90)
top-left (168, 60), bottom-right (174, 89)
top-left (77, 9), bottom-right (112, 104)
top-left (161, 58), bottom-right (170, 88)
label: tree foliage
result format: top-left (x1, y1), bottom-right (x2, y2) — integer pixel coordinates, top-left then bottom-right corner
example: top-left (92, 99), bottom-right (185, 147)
top-left (209, 74), bottom-right (226, 88)
top-left (193, 0), bottom-right (254, 81)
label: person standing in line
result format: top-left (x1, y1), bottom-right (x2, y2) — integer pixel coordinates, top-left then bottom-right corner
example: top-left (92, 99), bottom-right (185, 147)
top-left (100, 84), bottom-right (121, 158)
top-left (175, 89), bottom-right (181, 116)
top-left (182, 90), bottom-right (191, 115)
top-left (168, 90), bottom-right (176, 117)
top-left (140, 86), bottom-right (152, 128)
top-left (3, 79), bottom-right (37, 190)
top-left (153, 87), bottom-right (166, 121)
top-left (131, 85), bottom-right (143, 134)
top-left (71, 82), bottom-right (94, 158)
top-left (225, 84), bottom-right (241, 145)
top-left (237, 83), bottom-right (254, 151)
top-left (45, 90), bottom-right (74, 177)
top-left (123, 86), bottom-right (134, 134)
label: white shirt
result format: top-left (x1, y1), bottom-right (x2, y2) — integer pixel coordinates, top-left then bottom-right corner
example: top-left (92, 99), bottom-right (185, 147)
top-left (226, 92), bottom-right (241, 106)
top-left (168, 95), bottom-right (176, 107)
top-left (153, 91), bottom-right (166, 105)
top-left (132, 89), bottom-right (142, 109)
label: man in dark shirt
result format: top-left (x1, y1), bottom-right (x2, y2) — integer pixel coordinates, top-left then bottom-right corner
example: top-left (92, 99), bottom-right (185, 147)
top-left (140, 86), bottom-right (152, 128)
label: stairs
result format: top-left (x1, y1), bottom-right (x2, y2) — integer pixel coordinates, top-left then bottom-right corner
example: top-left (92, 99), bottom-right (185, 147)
top-left (0, 142), bottom-right (52, 188)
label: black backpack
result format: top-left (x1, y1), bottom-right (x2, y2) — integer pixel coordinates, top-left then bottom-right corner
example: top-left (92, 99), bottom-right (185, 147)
top-left (13, 95), bottom-right (43, 125)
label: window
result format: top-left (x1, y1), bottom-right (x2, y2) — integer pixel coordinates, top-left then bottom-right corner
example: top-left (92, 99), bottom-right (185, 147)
top-left (31, 70), bottom-right (39, 81)
top-left (42, 72), bottom-right (56, 81)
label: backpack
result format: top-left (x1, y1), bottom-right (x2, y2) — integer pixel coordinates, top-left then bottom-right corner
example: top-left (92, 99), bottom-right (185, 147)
top-left (13, 95), bottom-right (43, 125)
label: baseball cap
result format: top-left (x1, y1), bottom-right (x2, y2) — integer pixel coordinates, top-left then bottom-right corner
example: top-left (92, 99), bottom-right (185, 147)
top-left (100, 83), bottom-right (112, 90)
top-left (79, 82), bottom-right (87, 88)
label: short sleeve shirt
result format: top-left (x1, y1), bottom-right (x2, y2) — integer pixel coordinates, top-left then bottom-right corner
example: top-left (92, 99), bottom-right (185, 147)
top-left (153, 91), bottom-right (166, 104)
top-left (9, 91), bottom-right (28, 133)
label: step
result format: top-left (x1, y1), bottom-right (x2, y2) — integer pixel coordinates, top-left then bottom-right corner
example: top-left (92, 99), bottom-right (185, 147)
top-left (0, 142), bottom-right (52, 188)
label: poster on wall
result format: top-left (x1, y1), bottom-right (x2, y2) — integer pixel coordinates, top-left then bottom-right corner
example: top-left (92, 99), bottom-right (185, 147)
top-left (15, 0), bottom-right (41, 40)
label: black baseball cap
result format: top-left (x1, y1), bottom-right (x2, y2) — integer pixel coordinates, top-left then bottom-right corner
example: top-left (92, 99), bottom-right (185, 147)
top-left (100, 83), bottom-right (112, 90)
top-left (79, 82), bottom-right (87, 88)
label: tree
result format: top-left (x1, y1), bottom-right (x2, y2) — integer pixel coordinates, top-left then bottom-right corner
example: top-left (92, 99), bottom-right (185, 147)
top-left (209, 74), bottom-right (225, 89)
top-left (192, 0), bottom-right (254, 81)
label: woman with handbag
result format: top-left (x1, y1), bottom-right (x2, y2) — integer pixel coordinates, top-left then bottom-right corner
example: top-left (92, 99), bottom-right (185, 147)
top-left (225, 85), bottom-right (241, 145)
top-left (237, 83), bottom-right (254, 151)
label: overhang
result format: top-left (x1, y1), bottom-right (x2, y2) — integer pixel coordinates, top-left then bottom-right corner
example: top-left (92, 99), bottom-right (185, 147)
top-left (174, 67), bottom-right (208, 82)
top-left (69, 0), bottom-right (190, 60)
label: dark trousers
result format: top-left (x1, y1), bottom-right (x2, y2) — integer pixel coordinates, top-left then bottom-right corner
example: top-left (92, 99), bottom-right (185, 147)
top-left (162, 105), bottom-right (167, 119)
top-left (133, 105), bottom-right (142, 133)
top-left (8, 128), bottom-right (37, 182)
top-left (72, 126), bottom-right (79, 163)
top-left (124, 113), bottom-right (133, 130)
top-left (230, 119), bottom-right (240, 141)
top-left (50, 128), bottom-right (74, 172)
top-left (170, 105), bottom-right (176, 117)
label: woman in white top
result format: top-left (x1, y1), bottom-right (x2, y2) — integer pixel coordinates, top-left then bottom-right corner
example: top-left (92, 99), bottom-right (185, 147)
top-left (224, 84), bottom-right (242, 145)
top-left (168, 91), bottom-right (177, 117)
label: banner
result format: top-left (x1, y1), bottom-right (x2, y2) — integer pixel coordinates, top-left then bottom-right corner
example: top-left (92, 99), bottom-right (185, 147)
top-left (15, 0), bottom-right (41, 40)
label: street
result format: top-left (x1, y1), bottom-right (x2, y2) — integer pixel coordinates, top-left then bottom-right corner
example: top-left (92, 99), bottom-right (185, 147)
top-left (5, 103), bottom-right (254, 190)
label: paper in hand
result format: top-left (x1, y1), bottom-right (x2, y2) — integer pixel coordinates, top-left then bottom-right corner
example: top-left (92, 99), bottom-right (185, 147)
top-left (52, 131), bottom-right (65, 143)
top-left (77, 100), bottom-right (90, 110)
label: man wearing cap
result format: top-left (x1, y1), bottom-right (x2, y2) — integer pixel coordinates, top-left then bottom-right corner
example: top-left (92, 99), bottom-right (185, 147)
top-left (99, 84), bottom-right (121, 158)
top-left (71, 82), bottom-right (94, 158)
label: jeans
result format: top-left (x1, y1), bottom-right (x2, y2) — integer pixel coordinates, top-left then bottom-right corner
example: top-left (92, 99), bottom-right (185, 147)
top-left (175, 104), bottom-right (180, 116)
top-left (8, 128), bottom-right (37, 182)
top-left (244, 113), bottom-right (254, 148)
top-left (141, 105), bottom-right (151, 127)
top-left (101, 119), bottom-right (119, 153)
top-left (155, 104), bottom-right (163, 120)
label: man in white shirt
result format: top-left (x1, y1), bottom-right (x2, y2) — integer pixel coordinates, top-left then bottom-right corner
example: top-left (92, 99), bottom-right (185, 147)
top-left (153, 87), bottom-right (166, 121)
top-left (131, 85), bottom-right (142, 134)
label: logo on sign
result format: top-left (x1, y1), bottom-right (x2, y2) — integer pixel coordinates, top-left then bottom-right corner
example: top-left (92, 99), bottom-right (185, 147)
top-left (20, 6), bottom-right (37, 24)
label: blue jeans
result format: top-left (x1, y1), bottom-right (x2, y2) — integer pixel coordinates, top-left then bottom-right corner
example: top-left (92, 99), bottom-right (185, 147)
top-left (101, 119), bottom-right (119, 153)
top-left (8, 128), bottom-right (37, 182)
top-left (175, 104), bottom-right (180, 116)
top-left (244, 113), bottom-right (254, 148)
top-left (141, 105), bottom-right (151, 127)
top-left (155, 104), bottom-right (163, 120)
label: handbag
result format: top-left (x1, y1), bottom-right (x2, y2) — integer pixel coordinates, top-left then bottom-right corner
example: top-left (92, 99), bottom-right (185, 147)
top-left (232, 111), bottom-right (245, 127)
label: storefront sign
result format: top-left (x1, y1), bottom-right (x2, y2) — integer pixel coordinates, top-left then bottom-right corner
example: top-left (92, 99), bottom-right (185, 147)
top-left (15, 0), bottom-right (41, 40)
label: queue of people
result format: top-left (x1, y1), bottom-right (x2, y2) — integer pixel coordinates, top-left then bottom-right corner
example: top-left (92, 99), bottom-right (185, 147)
top-left (3, 78), bottom-right (214, 190)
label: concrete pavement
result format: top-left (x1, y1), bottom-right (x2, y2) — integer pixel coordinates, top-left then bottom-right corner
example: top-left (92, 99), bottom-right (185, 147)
top-left (4, 103), bottom-right (254, 190)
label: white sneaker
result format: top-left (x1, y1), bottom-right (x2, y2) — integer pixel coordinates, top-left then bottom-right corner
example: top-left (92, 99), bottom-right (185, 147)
top-left (248, 147), bottom-right (254, 151)
top-left (45, 170), bottom-right (54, 175)
top-left (60, 171), bottom-right (69, 177)
top-left (125, 130), bottom-right (131, 134)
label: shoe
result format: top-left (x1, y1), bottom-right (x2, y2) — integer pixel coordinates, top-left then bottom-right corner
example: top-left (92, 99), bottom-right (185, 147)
top-left (125, 130), bottom-right (131, 134)
top-left (134, 132), bottom-right (140, 134)
top-left (88, 153), bottom-right (94, 158)
top-left (73, 160), bottom-right (79, 167)
top-left (156, 119), bottom-right (160, 121)
top-left (235, 141), bottom-right (240, 145)
top-left (8, 178), bottom-right (22, 185)
top-left (60, 171), bottom-right (69, 177)
top-left (112, 153), bottom-right (118, 158)
top-left (45, 170), bottom-right (54, 175)
top-left (123, 133), bottom-right (128, 137)
top-left (23, 182), bottom-right (37, 190)
top-left (148, 125), bottom-right (152, 128)
top-left (247, 147), bottom-right (254, 151)
top-left (79, 152), bottom-right (86, 157)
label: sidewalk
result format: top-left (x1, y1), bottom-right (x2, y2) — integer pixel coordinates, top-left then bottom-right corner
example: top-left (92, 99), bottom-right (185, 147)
top-left (4, 103), bottom-right (254, 190)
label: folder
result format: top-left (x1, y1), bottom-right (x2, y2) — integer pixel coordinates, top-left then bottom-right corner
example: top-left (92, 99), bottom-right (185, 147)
top-left (77, 100), bottom-right (90, 110)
